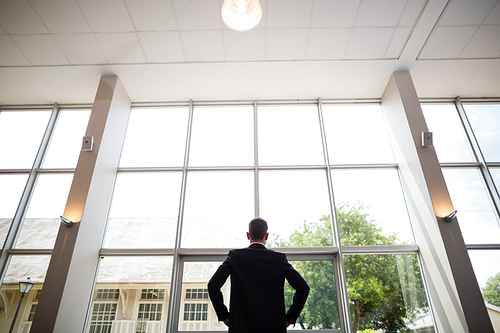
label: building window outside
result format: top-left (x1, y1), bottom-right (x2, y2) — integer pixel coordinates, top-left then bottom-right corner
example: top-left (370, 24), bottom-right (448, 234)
top-left (136, 303), bottom-right (163, 333)
top-left (183, 303), bottom-right (208, 321)
top-left (27, 290), bottom-right (42, 322)
top-left (88, 289), bottom-right (119, 333)
top-left (185, 288), bottom-right (208, 300)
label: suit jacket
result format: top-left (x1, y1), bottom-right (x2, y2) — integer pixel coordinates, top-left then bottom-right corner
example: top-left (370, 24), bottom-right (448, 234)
top-left (207, 243), bottom-right (309, 333)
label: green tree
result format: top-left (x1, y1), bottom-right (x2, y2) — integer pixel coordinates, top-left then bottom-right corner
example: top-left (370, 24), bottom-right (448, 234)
top-left (272, 204), bottom-right (428, 332)
top-left (482, 273), bottom-right (500, 306)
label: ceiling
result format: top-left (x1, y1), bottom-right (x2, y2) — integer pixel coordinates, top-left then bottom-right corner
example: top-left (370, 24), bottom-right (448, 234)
top-left (0, 0), bottom-right (499, 104)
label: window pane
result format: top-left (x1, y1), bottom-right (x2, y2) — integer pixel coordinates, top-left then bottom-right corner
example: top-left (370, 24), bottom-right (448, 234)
top-left (181, 171), bottom-right (254, 248)
top-left (421, 104), bottom-right (475, 163)
top-left (189, 106), bottom-right (254, 167)
top-left (42, 110), bottom-right (91, 168)
top-left (344, 254), bottom-right (434, 333)
top-left (442, 168), bottom-right (500, 244)
top-left (259, 170), bottom-right (333, 246)
top-left (0, 174), bottom-right (29, 244)
top-left (331, 169), bottom-right (414, 245)
top-left (16, 173), bottom-right (73, 249)
top-left (104, 172), bottom-right (182, 248)
top-left (323, 104), bottom-right (394, 164)
top-left (119, 107), bottom-right (189, 167)
top-left (0, 110), bottom-right (52, 169)
top-left (179, 262), bottom-right (228, 331)
top-left (491, 168), bottom-right (500, 192)
top-left (87, 257), bottom-right (173, 332)
top-left (463, 104), bottom-right (500, 162)
top-left (0, 255), bottom-right (50, 330)
top-left (468, 250), bottom-right (500, 306)
top-left (258, 105), bottom-right (324, 166)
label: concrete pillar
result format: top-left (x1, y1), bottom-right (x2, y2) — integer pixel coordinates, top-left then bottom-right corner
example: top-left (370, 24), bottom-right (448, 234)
top-left (381, 71), bottom-right (494, 333)
top-left (31, 76), bottom-right (131, 333)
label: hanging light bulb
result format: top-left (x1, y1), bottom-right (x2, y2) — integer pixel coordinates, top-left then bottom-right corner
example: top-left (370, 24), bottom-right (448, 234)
top-left (221, 0), bottom-right (263, 32)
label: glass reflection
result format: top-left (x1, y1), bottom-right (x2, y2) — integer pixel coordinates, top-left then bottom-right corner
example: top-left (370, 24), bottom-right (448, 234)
top-left (344, 254), bottom-right (433, 333)
top-left (463, 104), bottom-right (500, 162)
top-left (87, 256), bottom-right (173, 333)
top-left (442, 168), bottom-right (500, 244)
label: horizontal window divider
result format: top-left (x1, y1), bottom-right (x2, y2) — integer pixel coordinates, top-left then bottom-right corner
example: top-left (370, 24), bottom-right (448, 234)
top-left (116, 165), bottom-right (401, 172)
top-left (36, 168), bottom-right (76, 173)
top-left (7, 249), bottom-right (53, 255)
top-left (329, 163), bottom-right (398, 169)
top-left (99, 248), bottom-right (175, 256)
top-left (253, 165), bottom-right (327, 170)
top-left (419, 98), bottom-right (457, 104)
top-left (183, 166), bottom-right (256, 171)
top-left (486, 163), bottom-right (500, 167)
top-left (0, 103), bottom-right (93, 110)
top-left (0, 169), bottom-right (32, 174)
top-left (186, 330), bottom-right (341, 333)
top-left (341, 245), bottom-right (419, 255)
top-left (466, 244), bottom-right (500, 250)
top-left (440, 162), bottom-right (482, 168)
top-left (117, 167), bottom-right (184, 172)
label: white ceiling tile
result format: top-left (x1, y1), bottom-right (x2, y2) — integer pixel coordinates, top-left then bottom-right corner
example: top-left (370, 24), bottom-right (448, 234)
top-left (125, 0), bottom-right (178, 31)
top-left (385, 27), bottom-right (410, 58)
top-left (0, 0), bottom-right (48, 34)
top-left (53, 33), bottom-right (107, 64)
top-left (398, 0), bottom-right (426, 26)
top-left (305, 28), bottom-right (350, 59)
top-left (266, 28), bottom-right (308, 60)
top-left (419, 26), bottom-right (477, 59)
top-left (180, 31), bottom-right (224, 61)
top-left (310, 0), bottom-right (360, 28)
top-left (139, 31), bottom-right (185, 62)
top-left (0, 35), bottom-right (31, 66)
top-left (79, 0), bottom-right (134, 32)
top-left (173, 0), bottom-right (221, 30)
top-left (95, 33), bottom-right (146, 63)
top-left (355, 0), bottom-right (406, 27)
top-left (11, 34), bottom-right (69, 65)
top-left (223, 29), bottom-right (265, 61)
top-left (440, 0), bottom-right (497, 26)
top-left (266, 0), bottom-right (313, 28)
top-left (460, 25), bottom-right (500, 58)
top-left (344, 27), bottom-right (394, 59)
top-left (484, 1), bottom-right (500, 24)
top-left (30, 0), bottom-right (90, 33)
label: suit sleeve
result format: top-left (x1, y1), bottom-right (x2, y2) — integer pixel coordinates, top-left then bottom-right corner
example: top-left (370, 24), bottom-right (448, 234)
top-left (207, 253), bottom-right (231, 321)
top-left (284, 256), bottom-right (310, 324)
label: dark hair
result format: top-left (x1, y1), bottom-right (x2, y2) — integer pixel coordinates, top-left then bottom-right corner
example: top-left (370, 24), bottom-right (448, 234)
top-left (248, 218), bottom-right (268, 241)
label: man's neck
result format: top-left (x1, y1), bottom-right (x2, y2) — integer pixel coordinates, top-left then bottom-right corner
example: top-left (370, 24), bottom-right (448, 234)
top-left (250, 240), bottom-right (266, 246)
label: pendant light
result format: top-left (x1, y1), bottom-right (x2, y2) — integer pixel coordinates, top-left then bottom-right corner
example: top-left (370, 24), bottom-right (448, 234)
top-left (221, 0), bottom-right (263, 32)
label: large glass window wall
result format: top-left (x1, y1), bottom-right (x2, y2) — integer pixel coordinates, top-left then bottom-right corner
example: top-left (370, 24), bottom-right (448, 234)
top-left (422, 100), bottom-right (500, 311)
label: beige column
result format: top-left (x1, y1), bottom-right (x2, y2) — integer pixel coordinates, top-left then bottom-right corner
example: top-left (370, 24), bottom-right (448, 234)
top-left (31, 76), bottom-right (131, 333)
top-left (381, 71), bottom-right (494, 333)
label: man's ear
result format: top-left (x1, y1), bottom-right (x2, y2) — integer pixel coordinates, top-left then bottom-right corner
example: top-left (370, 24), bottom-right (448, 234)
top-left (264, 233), bottom-right (269, 240)
top-left (247, 232), bottom-right (251, 240)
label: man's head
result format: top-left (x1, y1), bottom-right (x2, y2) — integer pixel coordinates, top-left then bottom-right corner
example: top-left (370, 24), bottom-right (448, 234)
top-left (247, 218), bottom-right (269, 243)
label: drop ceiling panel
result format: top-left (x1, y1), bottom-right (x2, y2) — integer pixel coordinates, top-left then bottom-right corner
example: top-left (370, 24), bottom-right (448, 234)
top-left (439, 0), bottom-right (497, 26)
top-left (310, 0), bottom-right (360, 28)
top-left (223, 29), bottom-right (265, 61)
top-left (266, 0), bottom-right (313, 28)
top-left (266, 28), bottom-right (309, 60)
top-left (304, 28), bottom-right (350, 59)
top-left (95, 33), bottom-right (146, 63)
top-left (0, 0), bottom-right (48, 34)
top-left (419, 26), bottom-right (478, 59)
top-left (345, 27), bottom-right (394, 59)
top-left (174, 0), bottom-right (221, 30)
top-left (485, 1), bottom-right (500, 24)
top-left (355, 0), bottom-right (406, 27)
top-left (79, 0), bottom-right (134, 32)
top-left (0, 25), bottom-right (6, 34)
top-left (54, 33), bottom-right (107, 64)
top-left (125, 0), bottom-right (178, 31)
top-left (12, 35), bottom-right (69, 65)
top-left (399, 0), bottom-right (426, 26)
top-left (30, 0), bottom-right (91, 33)
top-left (180, 31), bottom-right (224, 61)
top-left (0, 35), bottom-right (30, 66)
top-left (139, 31), bottom-right (185, 62)
top-left (385, 27), bottom-right (411, 58)
top-left (460, 25), bottom-right (500, 58)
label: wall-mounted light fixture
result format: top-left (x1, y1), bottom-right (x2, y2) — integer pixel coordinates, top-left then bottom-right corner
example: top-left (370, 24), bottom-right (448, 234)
top-left (221, 0), bottom-right (262, 32)
top-left (60, 216), bottom-right (75, 228)
top-left (8, 277), bottom-right (34, 333)
top-left (443, 210), bottom-right (457, 222)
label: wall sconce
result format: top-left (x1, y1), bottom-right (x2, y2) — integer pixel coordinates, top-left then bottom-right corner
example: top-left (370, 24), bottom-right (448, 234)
top-left (443, 210), bottom-right (457, 222)
top-left (8, 277), bottom-right (34, 333)
top-left (60, 216), bottom-right (75, 228)
top-left (221, 0), bottom-right (262, 32)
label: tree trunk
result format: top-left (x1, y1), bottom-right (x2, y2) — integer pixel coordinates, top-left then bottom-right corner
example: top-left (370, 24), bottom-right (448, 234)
top-left (353, 300), bottom-right (363, 332)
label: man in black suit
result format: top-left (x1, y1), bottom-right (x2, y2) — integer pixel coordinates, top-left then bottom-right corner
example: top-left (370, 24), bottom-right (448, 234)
top-left (208, 218), bottom-right (309, 332)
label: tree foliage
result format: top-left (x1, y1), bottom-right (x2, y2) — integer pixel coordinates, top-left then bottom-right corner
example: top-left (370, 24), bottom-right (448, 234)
top-left (271, 204), bottom-right (429, 332)
top-left (482, 273), bottom-right (500, 307)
